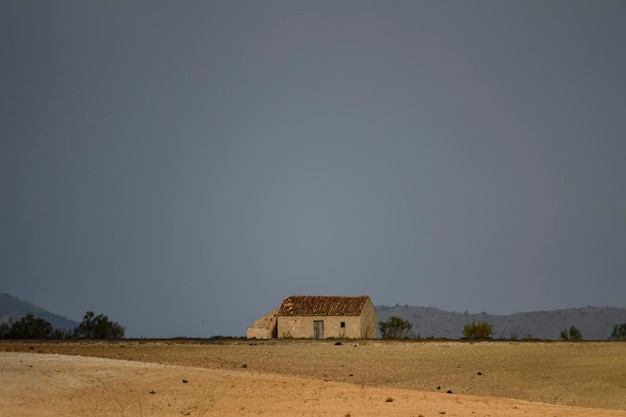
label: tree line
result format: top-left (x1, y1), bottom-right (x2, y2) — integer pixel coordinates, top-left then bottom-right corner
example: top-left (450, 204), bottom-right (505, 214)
top-left (378, 316), bottom-right (626, 340)
top-left (0, 311), bottom-right (125, 340)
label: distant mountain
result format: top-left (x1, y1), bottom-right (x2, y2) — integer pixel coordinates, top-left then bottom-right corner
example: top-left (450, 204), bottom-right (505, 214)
top-left (376, 304), bottom-right (626, 340)
top-left (0, 292), bottom-right (79, 330)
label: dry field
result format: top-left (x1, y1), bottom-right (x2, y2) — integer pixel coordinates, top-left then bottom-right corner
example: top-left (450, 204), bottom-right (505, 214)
top-left (1, 339), bottom-right (626, 417)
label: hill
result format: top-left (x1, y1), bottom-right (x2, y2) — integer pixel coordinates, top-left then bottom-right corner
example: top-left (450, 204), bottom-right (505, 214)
top-left (0, 292), bottom-right (79, 331)
top-left (376, 304), bottom-right (626, 340)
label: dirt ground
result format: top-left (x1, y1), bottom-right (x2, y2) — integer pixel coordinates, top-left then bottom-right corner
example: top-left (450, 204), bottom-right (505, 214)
top-left (1, 340), bottom-right (626, 417)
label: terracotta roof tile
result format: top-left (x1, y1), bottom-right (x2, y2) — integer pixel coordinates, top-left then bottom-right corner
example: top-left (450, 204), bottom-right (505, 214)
top-left (277, 295), bottom-right (371, 316)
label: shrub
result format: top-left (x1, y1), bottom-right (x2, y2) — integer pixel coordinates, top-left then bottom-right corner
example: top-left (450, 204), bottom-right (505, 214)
top-left (378, 316), bottom-right (412, 339)
top-left (8, 314), bottom-right (53, 339)
top-left (0, 321), bottom-right (9, 338)
top-left (75, 311), bottom-right (125, 339)
top-left (611, 323), bottom-right (626, 340)
top-left (561, 325), bottom-right (582, 341)
top-left (462, 321), bottom-right (493, 339)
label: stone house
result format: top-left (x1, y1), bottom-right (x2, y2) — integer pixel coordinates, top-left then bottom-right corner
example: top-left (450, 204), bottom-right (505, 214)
top-left (247, 295), bottom-right (377, 339)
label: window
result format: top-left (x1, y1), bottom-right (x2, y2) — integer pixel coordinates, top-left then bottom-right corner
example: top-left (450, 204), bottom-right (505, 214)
top-left (340, 321), bottom-right (345, 328)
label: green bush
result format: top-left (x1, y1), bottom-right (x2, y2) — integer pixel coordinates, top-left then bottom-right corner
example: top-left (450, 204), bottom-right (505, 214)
top-left (8, 314), bottom-right (53, 339)
top-left (74, 311), bottom-right (125, 339)
top-left (560, 325), bottom-right (582, 340)
top-left (611, 323), bottom-right (626, 340)
top-left (1, 311), bottom-right (125, 340)
top-left (378, 316), bottom-right (412, 339)
top-left (462, 321), bottom-right (493, 339)
top-left (0, 321), bottom-right (9, 338)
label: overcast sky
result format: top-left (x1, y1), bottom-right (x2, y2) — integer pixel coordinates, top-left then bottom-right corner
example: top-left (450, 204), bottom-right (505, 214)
top-left (1, 1), bottom-right (625, 338)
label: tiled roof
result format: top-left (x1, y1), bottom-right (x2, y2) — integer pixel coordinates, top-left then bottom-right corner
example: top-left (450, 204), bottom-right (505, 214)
top-left (277, 295), bottom-right (371, 316)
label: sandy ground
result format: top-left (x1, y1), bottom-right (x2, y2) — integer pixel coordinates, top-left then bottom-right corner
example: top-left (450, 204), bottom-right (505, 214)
top-left (1, 340), bottom-right (626, 417)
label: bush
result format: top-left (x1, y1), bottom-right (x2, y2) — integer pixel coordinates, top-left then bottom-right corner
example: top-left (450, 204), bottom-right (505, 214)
top-left (378, 316), bottom-right (413, 339)
top-left (462, 321), bottom-right (493, 339)
top-left (75, 311), bottom-right (125, 339)
top-left (8, 314), bottom-right (53, 339)
top-left (611, 323), bottom-right (626, 340)
top-left (51, 327), bottom-right (74, 339)
top-left (0, 321), bottom-right (9, 338)
top-left (560, 325), bottom-right (582, 341)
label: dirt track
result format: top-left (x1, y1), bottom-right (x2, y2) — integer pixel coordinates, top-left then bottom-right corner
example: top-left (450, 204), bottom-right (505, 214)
top-left (1, 340), bottom-right (626, 416)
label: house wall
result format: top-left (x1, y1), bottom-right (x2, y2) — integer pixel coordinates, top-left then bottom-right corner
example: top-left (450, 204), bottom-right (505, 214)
top-left (246, 327), bottom-right (272, 339)
top-left (278, 315), bottom-right (363, 339)
top-left (246, 308), bottom-right (278, 339)
top-left (359, 300), bottom-right (378, 338)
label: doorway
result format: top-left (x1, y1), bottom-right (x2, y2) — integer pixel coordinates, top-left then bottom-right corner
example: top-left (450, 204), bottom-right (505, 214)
top-left (313, 320), bottom-right (324, 339)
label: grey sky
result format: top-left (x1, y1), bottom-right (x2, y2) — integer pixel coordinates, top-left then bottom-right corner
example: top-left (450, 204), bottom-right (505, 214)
top-left (1, 1), bottom-right (625, 338)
